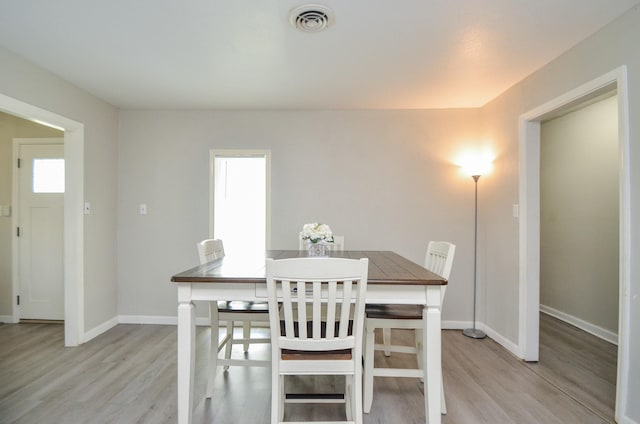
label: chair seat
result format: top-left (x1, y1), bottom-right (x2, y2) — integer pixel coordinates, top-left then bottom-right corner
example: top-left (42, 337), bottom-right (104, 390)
top-left (281, 348), bottom-right (352, 360)
top-left (279, 320), bottom-right (354, 359)
top-left (217, 300), bottom-right (269, 313)
top-left (365, 304), bottom-right (423, 320)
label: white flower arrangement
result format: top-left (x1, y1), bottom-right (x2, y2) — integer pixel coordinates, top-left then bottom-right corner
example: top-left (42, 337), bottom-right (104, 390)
top-left (301, 222), bottom-right (334, 244)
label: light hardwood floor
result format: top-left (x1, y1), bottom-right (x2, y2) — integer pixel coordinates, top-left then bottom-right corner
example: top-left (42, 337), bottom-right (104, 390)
top-left (523, 313), bottom-right (617, 423)
top-left (0, 315), bottom-right (616, 424)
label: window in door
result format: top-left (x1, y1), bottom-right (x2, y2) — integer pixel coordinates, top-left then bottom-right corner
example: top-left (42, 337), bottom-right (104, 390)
top-left (33, 158), bottom-right (65, 193)
top-left (211, 150), bottom-right (270, 258)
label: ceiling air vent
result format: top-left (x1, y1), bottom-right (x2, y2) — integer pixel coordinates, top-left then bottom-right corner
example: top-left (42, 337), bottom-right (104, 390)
top-left (289, 4), bottom-right (334, 33)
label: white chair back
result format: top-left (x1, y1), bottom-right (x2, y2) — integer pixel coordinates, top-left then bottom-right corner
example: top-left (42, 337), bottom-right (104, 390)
top-left (198, 237), bottom-right (271, 398)
top-left (424, 241), bottom-right (455, 279)
top-left (266, 257), bottom-right (368, 353)
top-left (198, 239), bottom-right (225, 264)
top-left (363, 241), bottom-right (455, 414)
top-left (332, 235), bottom-right (345, 251)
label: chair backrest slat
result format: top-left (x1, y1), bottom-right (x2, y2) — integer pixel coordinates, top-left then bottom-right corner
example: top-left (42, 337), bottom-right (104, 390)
top-left (312, 281), bottom-right (322, 340)
top-left (325, 282), bottom-right (337, 339)
top-left (338, 281), bottom-right (352, 338)
top-left (282, 280), bottom-right (296, 338)
top-left (296, 280), bottom-right (307, 339)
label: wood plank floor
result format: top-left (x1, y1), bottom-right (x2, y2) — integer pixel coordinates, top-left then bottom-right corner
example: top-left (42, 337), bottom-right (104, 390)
top-left (522, 313), bottom-right (617, 423)
top-left (0, 316), bottom-right (616, 424)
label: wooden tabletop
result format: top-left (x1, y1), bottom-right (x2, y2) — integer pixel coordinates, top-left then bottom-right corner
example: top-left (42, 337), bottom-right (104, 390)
top-left (171, 250), bottom-right (446, 286)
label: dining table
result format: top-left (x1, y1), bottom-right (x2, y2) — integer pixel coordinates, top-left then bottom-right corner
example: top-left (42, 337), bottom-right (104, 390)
top-left (171, 250), bottom-right (447, 424)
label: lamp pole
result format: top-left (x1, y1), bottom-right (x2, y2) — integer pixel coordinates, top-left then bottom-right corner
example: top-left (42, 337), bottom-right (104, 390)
top-left (463, 174), bottom-right (487, 339)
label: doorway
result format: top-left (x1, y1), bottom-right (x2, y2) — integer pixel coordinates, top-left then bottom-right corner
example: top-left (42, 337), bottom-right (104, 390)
top-left (540, 95), bottom-right (619, 339)
top-left (518, 67), bottom-right (631, 420)
top-left (14, 139), bottom-right (65, 320)
top-left (538, 95), bottom-right (619, 420)
top-left (209, 150), bottom-right (271, 255)
top-left (1, 92), bottom-right (85, 346)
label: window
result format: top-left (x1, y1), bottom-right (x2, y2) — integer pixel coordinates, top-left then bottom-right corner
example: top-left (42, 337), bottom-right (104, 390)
top-left (211, 150), bottom-right (270, 258)
top-left (33, 158), bottom-right (65, 193)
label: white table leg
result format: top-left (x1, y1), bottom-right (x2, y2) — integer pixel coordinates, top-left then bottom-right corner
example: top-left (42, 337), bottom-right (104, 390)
top-left (178, 285), bottom-right (195, 424)
top-left (423, 287), bottom-right (442, 424)
top-left (206, 301), bottom-right (220, 398)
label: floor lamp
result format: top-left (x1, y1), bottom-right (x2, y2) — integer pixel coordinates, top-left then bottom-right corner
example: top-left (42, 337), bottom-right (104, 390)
top-left (463, 172), bottom-right (487, 339)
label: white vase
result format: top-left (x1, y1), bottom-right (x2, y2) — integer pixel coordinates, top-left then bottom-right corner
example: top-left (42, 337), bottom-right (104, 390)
top-left (306, 241), bottom-right (329, 257)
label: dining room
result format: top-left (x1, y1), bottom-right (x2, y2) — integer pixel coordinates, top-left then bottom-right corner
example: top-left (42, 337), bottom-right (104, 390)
top-left (1, 1), bottom-right (640, 423)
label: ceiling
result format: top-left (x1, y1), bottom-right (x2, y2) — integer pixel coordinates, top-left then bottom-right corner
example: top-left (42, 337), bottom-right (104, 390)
top-left (1, 0), bottom-right (638, 110)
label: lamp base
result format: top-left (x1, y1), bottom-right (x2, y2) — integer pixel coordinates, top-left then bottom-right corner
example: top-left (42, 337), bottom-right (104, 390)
top-left (462, 328), bottom-right (487, 339)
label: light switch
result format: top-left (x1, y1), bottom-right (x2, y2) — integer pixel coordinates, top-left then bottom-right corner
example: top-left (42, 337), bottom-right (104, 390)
top-left (512, 204), bottom-right (519, 218)
top-left (84, 202), bottom-right (91, 215)
top-left (139, 203), bottom-right (147, 215)
top-left (1, 205), bottom-right (9, 217)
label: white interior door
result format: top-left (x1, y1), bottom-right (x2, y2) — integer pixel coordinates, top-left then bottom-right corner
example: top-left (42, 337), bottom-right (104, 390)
top-left (17, 141), bottom-right (65, 320)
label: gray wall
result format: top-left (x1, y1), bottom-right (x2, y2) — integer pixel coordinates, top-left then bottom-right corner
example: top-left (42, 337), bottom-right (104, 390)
top-left (116, 109), bottom-right (481, 322)
top-left (540, 96), bottom-right (619, 335)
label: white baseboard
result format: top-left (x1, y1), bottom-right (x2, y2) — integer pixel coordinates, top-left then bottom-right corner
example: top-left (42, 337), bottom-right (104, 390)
top-left (442, 320), bottom-right (468, 330)
top-left (113, 317), bottom-right (479, 332)
top-left (118, 315), bottom-right (177, 325)
top-left (82, 315), bottom-right (213, 343)
top-left (0, 315), bottom-right (17, 323)
top-left (444, 320), bottom-right (520, 358)
top-left (620, 415), bottom-right (639, 424)
top-left (118, 315), bottom-right (212, 326)
top-left (540, 304), bottom-right (618, 345)
top-left (480, 323), bottom-right (520, 357)
top-left (83, 316), bottom-right (118, 343)
top-left (80, 315), bottom-right (519, 363)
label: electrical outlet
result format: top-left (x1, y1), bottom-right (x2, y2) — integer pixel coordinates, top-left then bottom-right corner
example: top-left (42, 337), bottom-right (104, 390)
top-left (139, 203), bottom-right (147, 215)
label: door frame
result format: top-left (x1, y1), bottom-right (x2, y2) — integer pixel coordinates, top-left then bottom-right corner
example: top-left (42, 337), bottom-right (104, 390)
top-left (518, 66), bottom-right (630, 420)
top-left (12, 138), bottom-right (65, 320)
top-left (1, 93), bottom-right (85, 347)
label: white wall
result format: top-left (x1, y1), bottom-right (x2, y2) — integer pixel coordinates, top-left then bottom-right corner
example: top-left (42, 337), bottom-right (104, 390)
top-left (0, 46), bottom-right (119, 333)
top-left (0, 112), bottom-right (63, 318)
top-left (481, 5), bottom-right (640, 421)
top-left (540, 96), bottom-right (619, 335)
top-left (117, 109), bottom-right (481, 322)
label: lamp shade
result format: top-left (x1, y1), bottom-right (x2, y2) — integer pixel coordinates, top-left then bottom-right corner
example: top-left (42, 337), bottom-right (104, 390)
top-left (459, 156), bottom-right (493, 177)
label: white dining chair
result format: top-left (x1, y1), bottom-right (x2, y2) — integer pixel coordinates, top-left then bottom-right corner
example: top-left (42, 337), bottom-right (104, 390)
top-left (298, 233), bottom-right (345, 251)
top-left (363, 241), bottom-right (455, 415)
top-left (197, 239), bottom-right (271, 398)
top-left (265, 257), bottom-right (369, 424)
